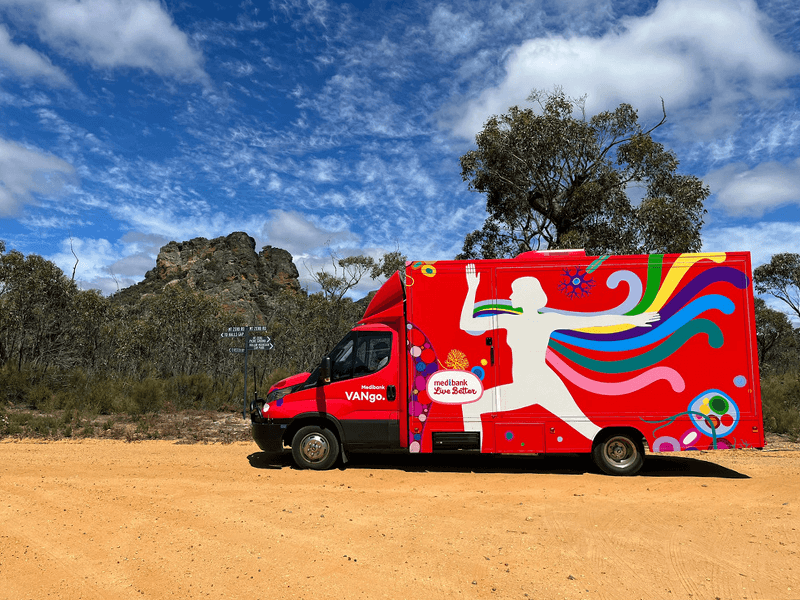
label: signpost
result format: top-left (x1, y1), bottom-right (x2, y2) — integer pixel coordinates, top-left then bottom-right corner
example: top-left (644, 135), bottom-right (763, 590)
top-left (221, 326), bottom-right (274, 418)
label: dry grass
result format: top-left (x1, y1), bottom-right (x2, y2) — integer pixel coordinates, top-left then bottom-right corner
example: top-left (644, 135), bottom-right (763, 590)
top-left (1, 407), bottom-right (251, 444)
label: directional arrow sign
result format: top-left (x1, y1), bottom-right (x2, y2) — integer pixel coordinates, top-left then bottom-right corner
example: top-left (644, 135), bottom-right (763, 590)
top-left (249, 326), bottom-right (268, 331)
top-left (248, 343), bottom-right (274, 350)
top-left (227, 327), bottom-right (247, 332)
top-left (229, 347), bottom-right (245, 353)
top-left (221, 332), bottom-right (246, 338)
top-left (248, 336), bottom-right (271, 344)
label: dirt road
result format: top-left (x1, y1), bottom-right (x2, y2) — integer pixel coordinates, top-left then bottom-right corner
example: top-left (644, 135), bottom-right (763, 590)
top-left (1, 440), bottom-right (798, 600)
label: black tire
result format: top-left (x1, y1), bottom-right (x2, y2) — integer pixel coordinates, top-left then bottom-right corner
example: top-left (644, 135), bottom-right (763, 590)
top-left (291, 425), bottom-right (340, 470)
top-left (592, 432), bottom-right (644, 476)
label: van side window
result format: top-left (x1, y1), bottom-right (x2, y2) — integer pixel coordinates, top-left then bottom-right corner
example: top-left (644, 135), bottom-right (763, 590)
top-left (356, 333), bottom-right (392, 376)
top-left (330, 332), bottom-right (392, 382)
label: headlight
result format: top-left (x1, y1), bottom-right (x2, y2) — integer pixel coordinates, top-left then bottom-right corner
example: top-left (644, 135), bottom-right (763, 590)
top-left (250, 400), bottom-right (267, 416)
top-left (267, 387), bottom-right (292, 403)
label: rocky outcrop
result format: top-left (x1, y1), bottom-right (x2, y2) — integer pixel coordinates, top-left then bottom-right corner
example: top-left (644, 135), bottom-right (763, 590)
top-left (114, 232), bottom-right (301, 322)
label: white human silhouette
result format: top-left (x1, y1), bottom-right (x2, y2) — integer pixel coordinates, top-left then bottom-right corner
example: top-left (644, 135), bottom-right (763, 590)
top-left (459, 263), bottom-right (659, 441)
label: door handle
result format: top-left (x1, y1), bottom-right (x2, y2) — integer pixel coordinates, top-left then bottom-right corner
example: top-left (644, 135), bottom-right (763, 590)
top-left (387, 385), bottom-right (396, 401)
top-left (486, 336), bottom-right (494, 366)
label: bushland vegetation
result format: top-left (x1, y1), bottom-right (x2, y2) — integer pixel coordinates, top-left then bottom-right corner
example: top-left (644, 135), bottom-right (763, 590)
top-left (0, 241), bottom-right (380, 439)
top-left (754, 255), bottom-right (800, 440)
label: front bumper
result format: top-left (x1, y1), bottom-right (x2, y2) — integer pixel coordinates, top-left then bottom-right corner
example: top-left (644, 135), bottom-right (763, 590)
top-left (251, 420), bottom-right (290, 454)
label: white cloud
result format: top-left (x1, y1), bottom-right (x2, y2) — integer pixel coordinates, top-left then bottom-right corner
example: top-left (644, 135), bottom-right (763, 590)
top-left (0, 137), bottom-right (76, 215)
top-left (702, 221), bottom-right (800, 269)
top-left (0, 0), bottom-right (209, 84)
top-left (261, 209), bottom-right (358, 256)
top-left (107, 251), bottom-right (155, 278)
top-left (705, 159), bottom-right (800, 216)
top-left (448, 0), bottom-right (800, 140)
top-left (0, 23), bottom-right (71, 86)
top-left (119, 231), bottom-right (169, 255)
top-left (258, 209), bottom-right (374, 294)
top-left (309, 157), bottom-right (339, 183)
top-left (47, 236), bottom-right (120, 292)
top-left (267, 173), bottom-right (282, 192)
top-left (428, 5), bottom-right (482, 57)
top-left (748, 117), bottom-right (800, 159)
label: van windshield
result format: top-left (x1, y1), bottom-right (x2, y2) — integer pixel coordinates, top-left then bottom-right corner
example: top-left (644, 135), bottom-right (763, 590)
top-left (300, 330), bottom-right (392, 389)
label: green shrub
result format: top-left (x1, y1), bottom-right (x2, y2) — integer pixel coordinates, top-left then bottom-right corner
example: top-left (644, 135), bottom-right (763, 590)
top-left (84, 379), bottom-right (120, 415)
top-left (11, 413), bottom-right (61, 438)
top-left (127, 377), bottom-right (164, 415)
top-left (28, 383), bottom-right (55, 411)
top-left (761, 374), bottom-right (800, 440)
top-left (0, 364), bottom-right (31, 404)
top-left (166, 372), bottom-right (218, 410)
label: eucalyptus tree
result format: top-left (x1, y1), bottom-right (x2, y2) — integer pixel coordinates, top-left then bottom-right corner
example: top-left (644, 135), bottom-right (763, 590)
top-left (755, 253), bottom-right (800, 323)
top-left (459, 88), bottom-right (709, 258)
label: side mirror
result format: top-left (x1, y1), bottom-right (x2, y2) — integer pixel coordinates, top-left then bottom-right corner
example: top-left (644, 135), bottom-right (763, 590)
top-left (319, 357), bottom-right (332, 385)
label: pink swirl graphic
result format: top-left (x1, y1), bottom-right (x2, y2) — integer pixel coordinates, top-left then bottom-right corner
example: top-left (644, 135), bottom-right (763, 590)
top-left (546, 349), bottom-right (685, 395)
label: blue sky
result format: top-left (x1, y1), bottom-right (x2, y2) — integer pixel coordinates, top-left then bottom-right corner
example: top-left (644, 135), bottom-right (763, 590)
top-left (1, 0), bottom-right (799, 297)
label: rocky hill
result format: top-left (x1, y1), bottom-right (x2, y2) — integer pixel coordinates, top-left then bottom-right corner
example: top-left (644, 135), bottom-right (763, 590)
top-left (114, 232), bottom-right (301, 323)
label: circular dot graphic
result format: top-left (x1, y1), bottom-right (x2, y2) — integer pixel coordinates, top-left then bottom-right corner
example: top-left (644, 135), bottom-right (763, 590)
top-left (654, 436), bottom-right (680, 452)
top-left (422, 265), bottom-right (436, 277)
top-left (689, 390), bottom-right (740, 437)
top-left (709, 395), bottom-right (729, 415)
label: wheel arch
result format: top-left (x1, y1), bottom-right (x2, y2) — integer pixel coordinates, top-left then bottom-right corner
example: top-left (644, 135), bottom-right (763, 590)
top-left (283, 413), bottom-right (345, 450)
top-left (592, 426), bottom-right (647, 451)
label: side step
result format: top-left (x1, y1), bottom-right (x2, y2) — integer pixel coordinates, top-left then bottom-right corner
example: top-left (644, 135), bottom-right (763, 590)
top-left (432, 432), bottom-right (480, 452)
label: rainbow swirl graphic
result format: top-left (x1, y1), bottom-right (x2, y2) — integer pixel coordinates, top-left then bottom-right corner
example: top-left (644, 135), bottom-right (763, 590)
top-left (545, 253), bottom-right (749, 397)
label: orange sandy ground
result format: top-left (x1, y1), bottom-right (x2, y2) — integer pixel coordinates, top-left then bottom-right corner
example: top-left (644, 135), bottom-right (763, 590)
top-left (1, 440), bottom-right (798, 600)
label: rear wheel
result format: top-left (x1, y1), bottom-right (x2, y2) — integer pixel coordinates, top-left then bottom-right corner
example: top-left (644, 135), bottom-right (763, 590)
top-left (592, 432), bottom-right (644, 476)
top-left (291, 425), bottom-right (339, 470)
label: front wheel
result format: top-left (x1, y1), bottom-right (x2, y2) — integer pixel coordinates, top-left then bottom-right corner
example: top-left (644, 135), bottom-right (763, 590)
top-left (592, 433), bottom-right (644, 476)
top-left (291, 425), bottom-right (340, 470)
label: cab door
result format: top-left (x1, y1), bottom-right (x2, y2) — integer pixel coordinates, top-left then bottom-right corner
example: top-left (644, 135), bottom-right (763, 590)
top-left (323, 328), bottom-right (400, 449)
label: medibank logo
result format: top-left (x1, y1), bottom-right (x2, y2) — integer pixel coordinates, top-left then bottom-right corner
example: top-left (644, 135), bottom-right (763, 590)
top-left (345, 384), bottom-right (386, 403)
top-left (426, 370), bottom-right (483, 405)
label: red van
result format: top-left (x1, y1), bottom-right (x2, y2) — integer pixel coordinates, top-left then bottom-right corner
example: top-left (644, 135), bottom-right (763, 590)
top-left (250, 250), bottom-right (764, 475)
